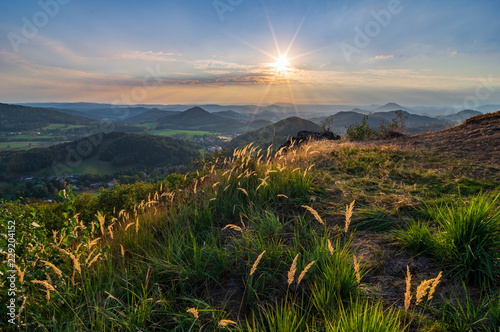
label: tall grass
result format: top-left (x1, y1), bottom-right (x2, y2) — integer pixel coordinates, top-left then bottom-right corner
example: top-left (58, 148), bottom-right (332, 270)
top-left (430, 192), bottom-right (500, 285)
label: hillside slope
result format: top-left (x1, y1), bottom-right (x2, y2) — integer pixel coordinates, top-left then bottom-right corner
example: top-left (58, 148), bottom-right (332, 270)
top-left (0, 132), bottom-right (200, 175)
top-left (0, 103), bottom-right (95, 131)
top-left (389, 110), bottom-right (500, 164)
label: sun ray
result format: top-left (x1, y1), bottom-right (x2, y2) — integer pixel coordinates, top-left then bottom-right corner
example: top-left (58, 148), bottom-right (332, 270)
top-left (286, 78), bottom-right (301, 118)
top-left (262, 0), bottom-right (282, 57)
top-left (284, 2), bottom-right (312, 57)
top-left (218, 29), bottom-right (276, 59)
top-left (251, 79), bottom-right (276, 123)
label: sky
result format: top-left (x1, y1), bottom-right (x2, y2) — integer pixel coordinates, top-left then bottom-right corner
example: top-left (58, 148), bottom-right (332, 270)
top-left (1, 0), bottom-right (500, 107)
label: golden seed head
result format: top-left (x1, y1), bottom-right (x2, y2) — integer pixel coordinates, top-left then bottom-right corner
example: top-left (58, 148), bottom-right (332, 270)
top-left (250, 250), bottom-right (266, 276)
top-left (428, 271), bottom-right (442, 301)
top-left (288, 254), bottom-right (299, 286)
top-left (345, 200), bottom-right (355, 233)
top-left (187, 307), bottom-right (199, 319)
top-left (404, 265), bottom-right (412, 312)
top-left (218, 319), bottom-right (237, 327)
top-left (353, 256), bottom-right (361, 284)
top-left (301, 205), bottom-right (324, 225)
top-left (41, 260), bottom-right (63, 278)
top-left (297, 261), bottom-right (316, 286)
top-left (327, 239), bottom-right (334, 255)
top-left (222, 224), bottom-right (243, 232)
top-left (415, 279), bottom-right (433, 306)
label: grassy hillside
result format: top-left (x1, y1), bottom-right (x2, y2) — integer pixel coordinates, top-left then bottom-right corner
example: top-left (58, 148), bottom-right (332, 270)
top-left (227, 116), bottom-right (321, 150)
top-left (0, 103), bottom-right (95, 131)
top-left (1, 114), bottom-right (499, 331)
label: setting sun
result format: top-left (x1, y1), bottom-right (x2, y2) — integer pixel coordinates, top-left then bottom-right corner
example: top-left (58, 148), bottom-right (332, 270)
top-left (270, 55), bottom-right (291, 73)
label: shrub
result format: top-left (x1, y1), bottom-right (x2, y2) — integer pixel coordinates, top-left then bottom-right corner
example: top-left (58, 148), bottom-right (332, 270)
top-left (346, 115), bottom-right (379, 140)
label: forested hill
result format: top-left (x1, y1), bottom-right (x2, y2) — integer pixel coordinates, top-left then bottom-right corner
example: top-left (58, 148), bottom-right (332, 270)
top-left (0, 132), bottom-right (201, 175)
top-left (0, 103), bottom-right (95, 131)
top-left (227, 116), bottom-right (321, 150)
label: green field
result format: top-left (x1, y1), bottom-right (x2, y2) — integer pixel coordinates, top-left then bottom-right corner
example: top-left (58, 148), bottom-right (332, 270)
top-left (138, 122), bottom-right (158, 130)
top-left (0, 141), bottom-right (59, 150)
top-left (43, 124), bottom-right (87, 130)
top-left (149, 128), bottom-right (220, 137)
top-left (40, 158), bottom-right (118, 177)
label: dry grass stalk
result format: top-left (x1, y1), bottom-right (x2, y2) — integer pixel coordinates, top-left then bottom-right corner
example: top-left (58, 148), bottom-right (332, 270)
top-left (136, 218), bottom-right (140, 234)
top-left (193, 180), bottom-right (198, 194)
top-left (218, 320), bottom-right (237, 327)
top-left (345, 200), bottom-right (355, 233)
top-left (59, 248), bottom-right (81, 274)
top-left (97, 211), bottom-right (106, 237)
top-left (288, 254), bottom-right (299, 286)
top-left (327, 239), bottom-right (334, 255)
top-left (32, 280), bottom-right (56, 292)
top-left (187, 307), bottom-right (199, 319)
top-left (222, 224), bottom-right (243, 232)
top-left (212, 182), bottom-right (220, 188)
top-left (415, 279), bottom-right (434, 306)
top-left (353, 256), bottom-right (361, 284)
top-left (125, 222), bottom-right (134, 231)
top-left (41, 260), bottom-right (63, 278)
top-left (427, 271), bottom-right (442, 301)
top-left (277, 194), bottom-right (289, 199)
top-left (107, 224), bottom-right (114, 240)
top-left (301, 205), bottom-right (324, 225)
top-left (237, 188), bottom-right (249, 196)
top-left (56, 229), bottom-right (66, 247)
top-left (14, 265), bottom-right (25, 285)
top-left (404, 265), bottom-right (412, 312)
top-left (85, 249), bottom-right (96, 265)
top-left (87, 253), bottom-right (102, 267)
top-left (297, 261), bottom-right (316, 286)
top-left (88, 238), bottom-right (101, 251)
top-left (120, 245), bottom-right (125, 258)
top-left (250, 250), bottom-right (266, 276)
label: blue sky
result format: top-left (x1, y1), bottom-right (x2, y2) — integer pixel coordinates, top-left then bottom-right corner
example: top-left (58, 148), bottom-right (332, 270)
top-left (1, 0), bottom-right (499, 106)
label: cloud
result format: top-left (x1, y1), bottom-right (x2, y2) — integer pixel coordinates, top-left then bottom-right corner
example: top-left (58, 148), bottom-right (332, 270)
top-left (121, 51), bottom-right (177, 62)
top-left (363, 55), bottom-right (395, 64)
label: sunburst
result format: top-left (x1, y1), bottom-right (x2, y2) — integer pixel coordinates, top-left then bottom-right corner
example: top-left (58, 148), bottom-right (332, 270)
top-left (270, 55), bottom-right (291, 73)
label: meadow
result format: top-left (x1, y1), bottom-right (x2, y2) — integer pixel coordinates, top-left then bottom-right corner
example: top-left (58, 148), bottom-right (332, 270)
top-left (1, 139), bottom-right (499, 331)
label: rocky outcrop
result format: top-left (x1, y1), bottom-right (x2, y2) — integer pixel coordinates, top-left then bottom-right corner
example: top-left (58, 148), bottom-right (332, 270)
top-left (279, 130), bottom-right (341, 151)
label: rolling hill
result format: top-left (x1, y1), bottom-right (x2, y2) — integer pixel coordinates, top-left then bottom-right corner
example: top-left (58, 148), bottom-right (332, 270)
top-left (226, 116), bottom-right (321, 150)
top-left (125, 109), bottom-right (180, 123)
top-left (0, 103), bottom-right (95, 131)
top-left (0, 132), bottom-right (200, 175)
top-left (157, 107), bottom-right (243, 131)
